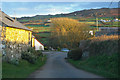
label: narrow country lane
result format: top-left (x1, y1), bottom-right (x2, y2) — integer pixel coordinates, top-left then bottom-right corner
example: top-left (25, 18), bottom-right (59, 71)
top-left (29, 51), bottom-right (103, 78)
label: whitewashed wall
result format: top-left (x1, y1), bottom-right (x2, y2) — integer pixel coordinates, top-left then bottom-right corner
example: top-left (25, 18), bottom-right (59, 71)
top-left (35, 39), bottom-right (44, 50)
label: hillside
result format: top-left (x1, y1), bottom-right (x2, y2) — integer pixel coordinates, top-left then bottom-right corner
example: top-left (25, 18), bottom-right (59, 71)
top-left (17, 8), bottom-right (119, 23)
top-left (16, 8), bottom-right (119, 47)
top-left (65, 8), bottom-right (119, 18)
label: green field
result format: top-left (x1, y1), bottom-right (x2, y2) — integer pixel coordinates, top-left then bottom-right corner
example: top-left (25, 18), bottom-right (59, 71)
top-left (2, 56), bottom-right (46, 78)
top-left (26, 24), bottom-right (52, 46)
top-left (26, 24), bottom-right (49, 27)
top-left (31, 27), bottom-right (52, 32)
top-left (33, 32), bottom-right (51, 45)
top-left (35, 33), bottom-right (51, 37)
top-left (25, 17), bottom-right (119, 47)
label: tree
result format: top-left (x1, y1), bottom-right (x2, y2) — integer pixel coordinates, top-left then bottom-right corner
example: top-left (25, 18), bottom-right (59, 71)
top-left (50, 17), bottom-right (91, 49)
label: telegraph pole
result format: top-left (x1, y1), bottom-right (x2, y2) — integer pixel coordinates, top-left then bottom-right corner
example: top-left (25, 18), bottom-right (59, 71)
top-left (96, 17), bottom-right (99, 31)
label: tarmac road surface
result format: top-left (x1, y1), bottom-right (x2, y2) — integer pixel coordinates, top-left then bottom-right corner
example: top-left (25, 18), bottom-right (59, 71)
top-left (29, 51), bottom-right (103, 78)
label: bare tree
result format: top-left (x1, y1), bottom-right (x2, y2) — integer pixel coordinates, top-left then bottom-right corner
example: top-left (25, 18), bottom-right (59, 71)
top-left (50, 17), bottom-right (91, 48)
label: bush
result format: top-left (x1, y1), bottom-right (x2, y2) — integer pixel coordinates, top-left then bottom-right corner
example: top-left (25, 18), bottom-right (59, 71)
top-left (21, 52), bottom-right (37, 64)
top-left (27, 47), bottom-right (35, 53)
top-left (9, 58), bottom-right (19, 65)
top-left (57, 47), bottom-right (61, 51)
top-left (35, 50), bottom-right (43, 57)
top-left (44, 47), bottom-right (48, 50)
top-left (21, 47), bottom-right (43, 64)
top-left (67, 48), bottom-right (83, 60)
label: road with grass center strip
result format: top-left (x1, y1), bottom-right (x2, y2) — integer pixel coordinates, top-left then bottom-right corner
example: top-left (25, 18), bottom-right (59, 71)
top-left (29, 51), bottom-right (103, 78)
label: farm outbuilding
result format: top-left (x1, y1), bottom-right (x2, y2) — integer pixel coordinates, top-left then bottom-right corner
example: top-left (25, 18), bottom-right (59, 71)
top-left (34, 38), bottom-right (44, 50)
top-left (0, 10), bottom-right (33, 61)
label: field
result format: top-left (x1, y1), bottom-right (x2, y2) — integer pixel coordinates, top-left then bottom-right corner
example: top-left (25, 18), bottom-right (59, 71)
top-left (31, 27), bottom-right (52, 32)
top-left (100, 21), bottom-right (120, 27)
top-left (90, 35), bottom-right (118, 42)
top-left (26, 24), bottom-right (49, 27)
top-left (33, 32), bottom-right (51, 45)
top-left (79, 22), bottom-right (96, 25)
top-left (26, 24), bottom-right (52, 46)
top-left (35, 33), bottom-right (51, 38)
top-left (79, 17), bottom-right (119, 27)
top-left (23, 16), bottom-right (119, 47)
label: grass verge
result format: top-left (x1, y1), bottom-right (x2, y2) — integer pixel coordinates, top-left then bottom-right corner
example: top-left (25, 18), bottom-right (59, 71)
top-left (2, 55), bottom-right (47, 78)
top-left (67, 53), bottom-right (119, 78)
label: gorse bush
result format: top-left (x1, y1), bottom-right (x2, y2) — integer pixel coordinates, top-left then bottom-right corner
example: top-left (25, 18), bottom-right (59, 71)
top-left (67, 48), bottom-right (83, 60)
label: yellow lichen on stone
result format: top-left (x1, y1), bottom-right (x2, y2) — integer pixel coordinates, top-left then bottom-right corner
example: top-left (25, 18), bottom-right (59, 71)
top-left (5, 27), bottom-right (32, 44)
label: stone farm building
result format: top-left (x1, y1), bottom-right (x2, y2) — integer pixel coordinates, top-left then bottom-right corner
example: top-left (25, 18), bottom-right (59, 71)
top-left (0, 10), bottom-right (36, 62)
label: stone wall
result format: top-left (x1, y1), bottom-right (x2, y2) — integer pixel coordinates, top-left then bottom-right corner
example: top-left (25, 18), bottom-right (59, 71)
top-left (2, 41), bottom-right (31, 62)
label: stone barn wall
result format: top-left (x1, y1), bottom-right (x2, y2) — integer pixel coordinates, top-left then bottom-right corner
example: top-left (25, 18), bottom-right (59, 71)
top-left (1, 26), bottom-right (32, 62)
top-left (2, 41), bottom-right (31, 62)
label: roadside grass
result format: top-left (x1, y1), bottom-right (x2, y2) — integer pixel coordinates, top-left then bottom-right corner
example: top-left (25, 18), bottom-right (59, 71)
top-left (67, 53), bottom-right (119, 78)
top-left (0, 54), bottom-right (2, 57)
top-left (2, 55), bottom-right (47, 78)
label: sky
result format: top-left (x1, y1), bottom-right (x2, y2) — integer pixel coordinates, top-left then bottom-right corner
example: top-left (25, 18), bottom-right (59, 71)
top-left (1, 2), bottom-right (119, 18)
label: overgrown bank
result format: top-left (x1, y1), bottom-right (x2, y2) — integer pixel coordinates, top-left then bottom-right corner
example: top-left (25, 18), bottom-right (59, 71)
top-left (67, 35), bottom-right (119, 78)
top-left (2, 48), bottom-right (47, 78)
top-left (68, 53), bottom-right (119, 78)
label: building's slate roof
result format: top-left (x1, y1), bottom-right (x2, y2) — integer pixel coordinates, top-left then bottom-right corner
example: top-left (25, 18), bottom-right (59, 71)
top-left (0, 10), bottom-right (31, 31)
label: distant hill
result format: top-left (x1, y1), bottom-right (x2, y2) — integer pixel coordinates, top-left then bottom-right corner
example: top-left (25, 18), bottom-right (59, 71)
top-left (17, 8), bottom-right (119, 23)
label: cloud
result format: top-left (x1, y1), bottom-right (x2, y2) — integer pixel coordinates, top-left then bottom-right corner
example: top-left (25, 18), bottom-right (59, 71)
top-left (10, 14), bottom-right (36, 18)
top-left (2, 0), bottom-right (120, 2)
top-left (33, 3), bottom-right (81, 15)
top-left (16, 8), bottom-right (30, 11)
top-left (4, 2), bottom-right (118, 18)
